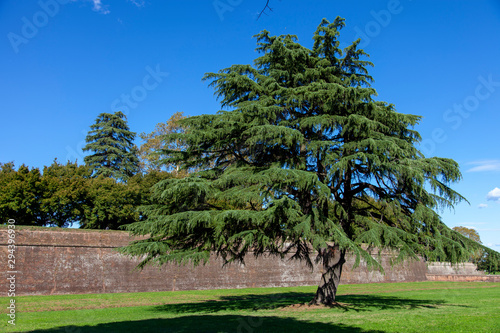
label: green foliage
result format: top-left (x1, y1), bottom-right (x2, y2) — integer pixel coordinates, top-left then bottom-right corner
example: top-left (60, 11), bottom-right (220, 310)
top-left (0, 162), bottom-right (44, 225)
top-left (476, 250), bottom-right (500, 273)
top-left (80, 171), bottom-right (173, 229)
top-left (138, 111), bottom-right (188, 174)
top-left (450, 226), bottom-right (500, 273)
top-left (451, 226), bottom-right (484, 264)
top-left (118, 17), bottom-right (496, 271)
top-left (83, 111), bottom-right (140, 182)
top-left (1, 160), bottom-right (90, 227)
top-left (0, 160), bottom-right (173, 229)
top-left (452, 226), bottom-right (481, 243)
top-left (79, 176), bottom-right (138, 229)
top-left (40, 160), bottom-right (92, 227)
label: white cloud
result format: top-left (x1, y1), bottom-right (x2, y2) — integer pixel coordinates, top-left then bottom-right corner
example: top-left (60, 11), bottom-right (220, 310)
top-left (478, 203), bottom-right (488, 209)
top-left (467, 160), bottom-right (500, 172)
top-left (128, 0), bottom-right (145, 7)
top-left (91, 0), bottom-right (110, 14)
top-left (84, 0), bottom-right (145, 14)
top-left (487, 187), bottom-right (500, 202)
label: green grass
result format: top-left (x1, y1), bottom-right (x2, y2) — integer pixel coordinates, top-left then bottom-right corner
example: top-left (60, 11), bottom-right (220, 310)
top-left (1, 282), bottom-right (499, 332)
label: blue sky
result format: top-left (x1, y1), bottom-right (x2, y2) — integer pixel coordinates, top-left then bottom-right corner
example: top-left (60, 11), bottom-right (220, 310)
top-left (1, 0), bottom-right (499, 251)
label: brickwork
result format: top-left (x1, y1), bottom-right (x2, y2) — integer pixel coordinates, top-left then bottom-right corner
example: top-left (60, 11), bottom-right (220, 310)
top-left (0, 227), bottom-right (489, 296)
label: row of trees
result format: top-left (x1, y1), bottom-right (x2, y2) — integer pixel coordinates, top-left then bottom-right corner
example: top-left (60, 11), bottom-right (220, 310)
top-left (0, 111), bottom-right (182, 229)
top-left (0, 160), bottom-right (172, 228)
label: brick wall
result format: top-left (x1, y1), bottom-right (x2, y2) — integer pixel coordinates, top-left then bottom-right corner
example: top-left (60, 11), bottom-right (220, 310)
top-left (0, 226), bottom-right (469, 296)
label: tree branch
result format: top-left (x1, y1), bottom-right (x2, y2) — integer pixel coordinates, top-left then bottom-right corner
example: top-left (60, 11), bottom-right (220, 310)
top-left (257, 0), bottom-right (273, 20)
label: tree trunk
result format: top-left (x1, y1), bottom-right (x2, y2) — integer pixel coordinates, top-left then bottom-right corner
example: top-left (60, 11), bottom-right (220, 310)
top-left (310, 244), bottom-right (346, 305)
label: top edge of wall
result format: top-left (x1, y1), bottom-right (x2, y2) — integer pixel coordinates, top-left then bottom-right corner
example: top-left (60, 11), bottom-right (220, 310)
top-left (0, 226), bottom-right (139, 248)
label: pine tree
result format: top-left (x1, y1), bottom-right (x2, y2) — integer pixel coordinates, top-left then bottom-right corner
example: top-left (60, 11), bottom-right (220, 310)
top-left (83, 111), bottom-right (139, 181)
top-left (119, 18), bottom-right (499, 305)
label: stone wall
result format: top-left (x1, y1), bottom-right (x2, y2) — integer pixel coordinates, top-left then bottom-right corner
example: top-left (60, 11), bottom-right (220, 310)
top-left (0, 227), bottom-right (483, 296)
top-left (426, 262), bottom-right (483, 276)
top-left (426, 274), bottom-right (500, 282)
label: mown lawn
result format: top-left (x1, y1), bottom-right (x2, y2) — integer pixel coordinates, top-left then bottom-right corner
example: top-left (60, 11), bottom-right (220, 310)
top-left (1, 281), bottom-right (499, 332)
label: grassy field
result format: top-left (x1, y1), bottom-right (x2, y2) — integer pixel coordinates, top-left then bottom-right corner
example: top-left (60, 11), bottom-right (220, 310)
top-left (1, 281), bottom-right (499, 332)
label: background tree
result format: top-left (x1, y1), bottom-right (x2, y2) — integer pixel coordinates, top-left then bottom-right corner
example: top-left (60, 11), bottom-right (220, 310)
top-left (118, 17), bottom-right (498, 305)
top-left (0, 163), bottom-right (44, 225)
top-left (452, 226), bottom-right (481, 244)
top-left (476, 251), bottom-right (500, 274)
top-left (1, 161), bottom-right (91, 227)
top-left (0, 159), bottom-right (170, 229)
top-left (79, 176), bottom-right (140, 229)
top-left (83, 111), bottom-right (139, 182)
top-left (79, 170), bottom-right (174, 229)
top-left (39, 160), bottom-right (92, 227)
top-left (138, 111), bottom-right (187, 174)
top-left (452, 226), bottom-right (500, 273)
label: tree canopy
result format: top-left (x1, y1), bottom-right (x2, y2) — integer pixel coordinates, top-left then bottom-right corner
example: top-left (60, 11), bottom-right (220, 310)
top-left (79, 170), bottom-right (173, 229)
top-left (119, 17), bottom-right (499, 304)
top-left (40, 160), bottom-right (91, 227)
top-left (452, 226), bottom-right (481, 244)
top-left (0, 160), bottom-right (172, 229)
top-left (0, 162), bottom-right (44, 226)
top-left (453, 226), bottom-right (500, 273)
top-left (83, 111), bottom-right (140, 182)
top-left (0, 160), bottom-right (89, 227)
top-left (138, 111), bottom-right (188, 174)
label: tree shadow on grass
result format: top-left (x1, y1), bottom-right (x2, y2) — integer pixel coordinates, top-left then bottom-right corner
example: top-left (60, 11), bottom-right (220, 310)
top-left (27, 315), bottom-right (384, 333)
top-left (152, 292), bottom-right (313, 313)
top-left (26, 292), bottom-right (467, 333)
top-left (149, 292), bottom-right (463, 314)
top-left (335, 294), bottom-right (464, 312)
